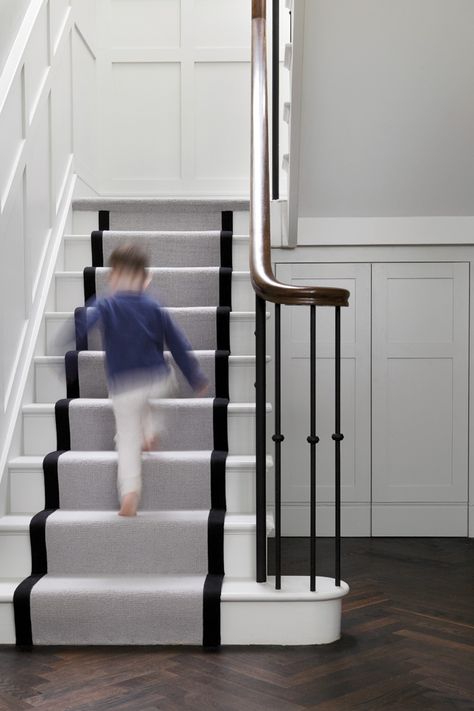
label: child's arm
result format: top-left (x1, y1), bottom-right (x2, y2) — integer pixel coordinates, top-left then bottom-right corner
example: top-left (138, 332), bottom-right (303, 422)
top-left (161, 308), bottom-right (209, 393)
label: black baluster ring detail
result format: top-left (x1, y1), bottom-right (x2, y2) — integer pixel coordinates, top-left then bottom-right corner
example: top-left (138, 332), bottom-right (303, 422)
top-left (331, 433), bottom-right (344, 442)
top-left (307, 435), bottom-right (320, 445)
top-left (272, 434), bottom-right (285, 443)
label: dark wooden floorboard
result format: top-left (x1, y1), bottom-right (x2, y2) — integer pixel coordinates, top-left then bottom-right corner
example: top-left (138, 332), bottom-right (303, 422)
top-left (0, 539), bottom-right (473, 710)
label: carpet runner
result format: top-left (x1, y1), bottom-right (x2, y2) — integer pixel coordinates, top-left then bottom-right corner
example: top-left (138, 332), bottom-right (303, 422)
top-left (14, 211), bottom-right (234, 646)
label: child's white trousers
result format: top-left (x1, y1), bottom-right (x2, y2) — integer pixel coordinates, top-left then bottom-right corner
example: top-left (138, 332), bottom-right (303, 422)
top-left (111, 369), bottom-right (178, 500)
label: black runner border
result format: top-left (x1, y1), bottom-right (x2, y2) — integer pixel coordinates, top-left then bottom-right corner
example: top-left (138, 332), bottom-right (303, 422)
top-left (203, 573), bottom-right (224, 648)
top-left (65, 351), bottom-right (80, 399)
top-left (74, 307), bottom-right (89, 351)
top-left (219, 267), bottom-right (232, 309)
top-left (55, 399), bottom-right (71, 451)
top-left (216, 307), bottom-right (230, 352)
top-left (221, 211), bottom-right (233, 232)
top-left (220, 230), bottom-right (233, 270)
top-left (214, 350), bottom-right (229, 400)
top-left (83, 267), bottom-right (96, 302)
top-left (13, 451), bottom-right (64, 645)
top-left (98, 210), bottom-right (109, 231)
top-left (212, 398), bottom-right (229, 452)
top-left (91, 230), bottom-right (104, 268)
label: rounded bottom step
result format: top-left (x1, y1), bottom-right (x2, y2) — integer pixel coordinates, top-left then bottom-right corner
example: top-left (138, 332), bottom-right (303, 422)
top-left (221, 576), bottom-right (349, 645)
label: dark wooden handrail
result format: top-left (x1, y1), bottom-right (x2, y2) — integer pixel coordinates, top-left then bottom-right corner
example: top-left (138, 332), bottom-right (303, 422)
top-left (250, 0), bottom-right (350, 307)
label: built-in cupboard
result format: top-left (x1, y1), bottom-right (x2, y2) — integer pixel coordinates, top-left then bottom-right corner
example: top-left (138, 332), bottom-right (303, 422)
top-left (274, 261), bottom-right (469, 536)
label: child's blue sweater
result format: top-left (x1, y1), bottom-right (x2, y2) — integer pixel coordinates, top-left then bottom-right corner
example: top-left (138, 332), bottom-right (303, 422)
top-left (82, 291), bottom-right (206, 391)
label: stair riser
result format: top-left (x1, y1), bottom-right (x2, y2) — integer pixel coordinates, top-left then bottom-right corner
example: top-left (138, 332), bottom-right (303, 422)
top-left (72, 211), bottom-right (250, 236)
top-left (22, 409), bottom-right (260, 456)
top-left (64, 237), bottom-right (250, 272)
top-left (0, 528), bottom-right (259, 581)
top-left (34, 358), bottom-right (260, 403)
top-left (45, 314), bottom-right (258, 356)
top-left (55, 273), bottom-right (254, 313)
top-left (9, 467), bottom-right (257, 515)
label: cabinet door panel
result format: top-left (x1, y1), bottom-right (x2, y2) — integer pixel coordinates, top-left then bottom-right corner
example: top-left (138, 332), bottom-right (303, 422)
top-left (372, 262), bottom-right (469, 504)
top-left (276, 263), bottom-right (371, 510)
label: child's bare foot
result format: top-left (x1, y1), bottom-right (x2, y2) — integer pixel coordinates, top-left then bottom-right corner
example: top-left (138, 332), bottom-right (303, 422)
top-left (143, 435), bottom-right (159, 452)
top-left (119, 492), bottom-right (139, 517)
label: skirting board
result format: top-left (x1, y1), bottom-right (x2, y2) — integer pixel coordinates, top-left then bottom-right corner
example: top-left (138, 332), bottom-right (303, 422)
top-left (467, 506), bottom-right (474, 538)
top-left (279, 504), bottom-right (370, 537)
top-left (279, 503), bottom-right (469, 536)
top-left (372, 504), bottom-right (468, 536)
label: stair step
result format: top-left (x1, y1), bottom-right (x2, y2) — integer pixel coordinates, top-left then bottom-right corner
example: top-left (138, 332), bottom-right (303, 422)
top-left (34, 353), bottom-right (269, 403)
top-left (0, 514), bottom-right (274, 581)
top-left (54, 270), bottom-right (254, 311)
top-left (64, 234), bottom-right (250, 271)
top-left (0, 575), bottom-right (348, 645)
top-left (72, 198), bottom-right (249, 234)
top-left (45, 310), bottom-right (269, 356)
top-left (221, 576), bottom-right (349, 645)
top-left (8, 454), bottom-right (273, 515)
top-left (22, 401), bottom-right (271, 456)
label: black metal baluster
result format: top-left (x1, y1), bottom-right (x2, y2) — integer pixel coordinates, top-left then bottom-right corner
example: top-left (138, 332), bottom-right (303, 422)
top-left (332, 306), bottom-right (343, 586)
top-left (272, 0), bottom-right (280, 201)
top-left (256, 294), bottom-right (267, 583)
top-left (307, 305), bottom-right (319, 591)
top-left (272, 304), bottom-right (283, 589)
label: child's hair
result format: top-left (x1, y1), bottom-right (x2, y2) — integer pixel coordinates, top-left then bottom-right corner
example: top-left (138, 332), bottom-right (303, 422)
top-left (108, 244), bottom-right (149, 276)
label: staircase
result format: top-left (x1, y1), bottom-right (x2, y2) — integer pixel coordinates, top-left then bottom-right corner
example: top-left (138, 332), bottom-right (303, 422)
top-left (0, 197), bottom-right (348, 646)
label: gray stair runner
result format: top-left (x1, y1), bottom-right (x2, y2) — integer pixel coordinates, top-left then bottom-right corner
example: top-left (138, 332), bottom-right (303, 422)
top-left (14, 206), bottom-right (236, 646)
top-left (66, 350), bottom-right (224, 399)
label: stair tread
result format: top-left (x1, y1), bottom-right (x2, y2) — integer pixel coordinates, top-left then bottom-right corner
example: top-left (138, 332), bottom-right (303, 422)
top-left (0, 512), bottom-right (274, 532)
top-left (23, 401), bottom-right (272, 412)
top-left (9, 453), bottom-right (273, 468)
top-left (73, 197), bottom-right (250, 210)
top-left (221, 576), bottom-right (349, 601)
top-left (0, 576), bottom-right (349, 604)
top-left (56, 268), bottom-right (250, 276)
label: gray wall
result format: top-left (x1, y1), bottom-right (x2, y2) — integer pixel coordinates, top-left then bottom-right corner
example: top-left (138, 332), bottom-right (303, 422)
top-left (298, 0), bottom-right (474, 217)
top-left (0, 0), bottom-right (31, 74)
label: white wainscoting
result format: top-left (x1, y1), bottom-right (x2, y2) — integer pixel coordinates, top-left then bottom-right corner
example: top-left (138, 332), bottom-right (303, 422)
top-left (0, 0), bottom-right (97, 500)
top-left (95, 0), bottom-right (289, 196)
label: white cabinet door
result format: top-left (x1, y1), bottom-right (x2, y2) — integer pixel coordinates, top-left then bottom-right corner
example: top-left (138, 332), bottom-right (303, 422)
top-left (276, 263), bottom-right (371, 535)
top-left (372, 262), bottom-right (469, 535)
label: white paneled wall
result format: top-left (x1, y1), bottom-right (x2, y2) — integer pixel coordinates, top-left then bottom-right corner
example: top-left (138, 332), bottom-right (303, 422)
top-left (96, 0), bottom-right (289, 196)
top-left (0, 0), bottom-right (97, 497)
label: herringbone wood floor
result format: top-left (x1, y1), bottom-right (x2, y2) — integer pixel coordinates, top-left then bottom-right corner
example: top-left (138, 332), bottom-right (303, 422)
top-left (0, 539), bottom-right (473, 710)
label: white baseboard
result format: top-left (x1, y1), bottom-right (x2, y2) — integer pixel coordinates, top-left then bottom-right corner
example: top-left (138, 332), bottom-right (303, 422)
top-left (279, 503), bottom-right (370, 536)
top-left (372, 504), bottom-right (468, 536)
